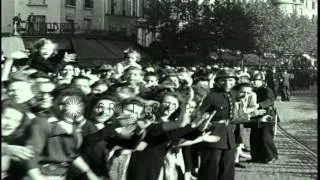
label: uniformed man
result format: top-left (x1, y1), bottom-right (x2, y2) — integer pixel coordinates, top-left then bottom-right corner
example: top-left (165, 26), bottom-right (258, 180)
top-left (249, 72), bottom-right (278, 163)
top-left (197, 68), bottom-right (237, 180)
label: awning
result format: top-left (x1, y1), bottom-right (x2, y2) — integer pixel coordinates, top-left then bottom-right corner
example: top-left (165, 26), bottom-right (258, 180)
top-left (98, 40), bottom-right (152, 61)
top-left (71, 38), bottom-right (121, 67)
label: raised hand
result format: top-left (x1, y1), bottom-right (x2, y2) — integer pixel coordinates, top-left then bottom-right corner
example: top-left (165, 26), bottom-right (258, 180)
top-left (201, 132), bottom-right (221, 143)
top-left (10, 50), bottom-right (29, 59)
top-left (86, 170), bottom-right (101, 180)
top-left (115, 125), bottom-right (136, 139)
top-left (63, 52), bottom-right (76, 62)
top-left (2, 144), bottom-right (35, 161)
top-left (251, 109), bottom-right (267, 117)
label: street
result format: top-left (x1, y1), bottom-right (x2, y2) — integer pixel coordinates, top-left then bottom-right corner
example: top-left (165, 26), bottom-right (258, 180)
top-left (235, 85), bottom-right (318, 180)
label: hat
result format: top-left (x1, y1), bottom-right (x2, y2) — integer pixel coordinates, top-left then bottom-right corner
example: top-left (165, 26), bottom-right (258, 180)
top-left (36, 82), bottom-right (56, 93)
top-left (100, 64), bottom-right (114, 71)
top-left (9, 71), bottom-right (33, 83)
top-left (53, 87), bottom-right (87, 103)
top-left (252, 72), bottom-right (265, 81)
top-left (214, 68), bottom-right (238, 81)
top-left (238, 77), bottom-right (251, 85)
top-left (29, 71), bottom-right (52, 82)
top-left (238, 72), bottom-right (251, 79)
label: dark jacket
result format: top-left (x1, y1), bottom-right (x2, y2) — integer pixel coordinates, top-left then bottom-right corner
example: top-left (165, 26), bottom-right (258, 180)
top-left (28, 53), bottom-right (67, 74)
top-left (255, 86), bottom-right (275, 109)
top-left (198, 87), bottom-right (237, 149)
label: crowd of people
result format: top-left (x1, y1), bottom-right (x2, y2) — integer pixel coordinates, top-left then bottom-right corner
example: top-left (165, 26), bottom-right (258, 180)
top-left (1, 38), bottom-right (316, 180)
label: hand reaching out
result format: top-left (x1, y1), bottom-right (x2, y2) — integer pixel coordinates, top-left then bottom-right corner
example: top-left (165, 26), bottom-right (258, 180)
top-left (2, 144), bottom-right (35, 161)
top-left (201, 132), bottom-right (221, 143)
top-left (10, 50), bottom-right (30, 59)
top-left (251, 109), bottom-right (267, 117)
top-left (63, 52), bottom-right (76, 62)
top-left (115, 126), bottom-right (136, 139)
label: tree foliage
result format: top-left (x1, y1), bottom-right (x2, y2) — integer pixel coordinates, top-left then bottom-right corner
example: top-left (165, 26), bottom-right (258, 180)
top-left (144, 0), bottom-right (317, 59)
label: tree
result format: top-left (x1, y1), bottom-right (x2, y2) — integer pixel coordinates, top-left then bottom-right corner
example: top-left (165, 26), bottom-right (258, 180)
top-left (245, 1), bottom-right (317, 57)
top-left (144, 0), bottom-right (317, 64)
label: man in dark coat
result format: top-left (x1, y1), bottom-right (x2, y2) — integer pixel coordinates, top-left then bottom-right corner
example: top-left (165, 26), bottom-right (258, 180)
top-left (26, 12), bottom-right (35, 34)
top-left (249, 72), bottom-right (278, 163)
top-left (265, 67), bottom-right (279, 99)
top-left (12, 13), bottom-right (22, 35)
top-left (279, 69), bottom-right (293, 101)
top-left (197, 68), bottom-right (238, 180)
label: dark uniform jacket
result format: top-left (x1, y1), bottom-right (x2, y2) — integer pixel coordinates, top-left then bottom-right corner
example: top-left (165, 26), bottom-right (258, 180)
top-left (198, 87), bottom-right (236, 149)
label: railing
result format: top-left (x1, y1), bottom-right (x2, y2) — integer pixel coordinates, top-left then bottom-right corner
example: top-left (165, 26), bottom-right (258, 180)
top-left (18, 22), bottom-right (76, 35)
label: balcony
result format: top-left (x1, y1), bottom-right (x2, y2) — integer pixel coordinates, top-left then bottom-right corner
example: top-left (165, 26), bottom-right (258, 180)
top-left (17, 22), bottom-right (76, 36)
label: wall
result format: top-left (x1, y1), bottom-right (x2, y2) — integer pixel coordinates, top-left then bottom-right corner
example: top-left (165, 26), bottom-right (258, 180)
top-left (91, 0), bottom-right (104, 30)
top-left (60, 0), bottom-right (104, 32)
top-left (1, 0), bottom-right (16, 33)
top-left (14, 0), bottom-right (61, 23)
top-left (105, 16), bottom-right (138, 36)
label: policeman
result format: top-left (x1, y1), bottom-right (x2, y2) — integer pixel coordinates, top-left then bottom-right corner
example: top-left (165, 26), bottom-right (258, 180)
top-left (197, 68), bottom-right (237, 180)
top-left (250, 72), bottom-right (278, 163)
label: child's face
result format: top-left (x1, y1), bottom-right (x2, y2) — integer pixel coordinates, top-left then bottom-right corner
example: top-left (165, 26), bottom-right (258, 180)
top-left (238, 86), bottom-right (253, 99)
top-left (145, 76), bottom-right (158, 87)
top-left (62, 65), bottom-right (74, 78)
top-left (125, 70), bottom-right (143, 84)
top-left (40, 43), bottom-right (55, 60)
top-left (161, 95), bottom-right (180, 116)
top-left (2, 108), bottom-right (24, 136)
top-left (94, 99), bottom-right (116, 123)
top-left (127, 53), bottom-right (138, 64)
top-left (122, 103), bottom-right (145, 119)
top-left (116, 103), bottom-right (145, 126)
top-left (73, 79), bottom-right (91, 95)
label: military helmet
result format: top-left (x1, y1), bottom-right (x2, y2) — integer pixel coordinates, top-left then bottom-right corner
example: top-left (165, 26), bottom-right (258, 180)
top-left (252, 72), bottom-right (265, 81)
top-left (214, 68), bottom-right (238, 81)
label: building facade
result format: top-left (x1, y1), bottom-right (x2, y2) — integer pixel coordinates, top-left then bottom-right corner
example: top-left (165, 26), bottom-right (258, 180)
top-left (104, 0), bottom-right (145, 36)
top-left (272, 0), bottom-right (317, 20)
top-left (1, 0), bottom-right (104, 34)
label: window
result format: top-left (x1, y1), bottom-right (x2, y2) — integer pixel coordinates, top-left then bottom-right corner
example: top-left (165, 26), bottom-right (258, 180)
top-left (66, 0), bottom-right (76, 6)
top-left (84, 0), bottom-right (93, 8)
top-left (106, 0), bottom-right (142, 17)
top-left (120, 27), bottom-right (127, 34)
top-left (312, 1), bottom-right (315, 9)
top-left (27, 0), bottom-right (47, 6)
top-left (109, 26), bottom-right (117, 32)
top-left (300, 0), bottom-right (304, 3)
top-left (84, 19), bottom-right (92, 31)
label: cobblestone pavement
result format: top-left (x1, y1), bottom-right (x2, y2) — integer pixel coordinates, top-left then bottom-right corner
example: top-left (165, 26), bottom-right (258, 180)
top-left (235, 85), bottom-right (318, 180)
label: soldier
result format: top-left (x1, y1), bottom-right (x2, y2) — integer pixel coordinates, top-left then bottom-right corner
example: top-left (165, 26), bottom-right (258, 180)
top-left (265, 67), bottom-right (279, 99)
top-left (249, 72), bottom-right (278, 164)
top-left (197, 68), bottom-right (237, 180)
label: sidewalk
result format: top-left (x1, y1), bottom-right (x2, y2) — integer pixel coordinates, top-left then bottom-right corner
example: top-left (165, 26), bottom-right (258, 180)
top-left (235, 85), bottom-right (318, 180)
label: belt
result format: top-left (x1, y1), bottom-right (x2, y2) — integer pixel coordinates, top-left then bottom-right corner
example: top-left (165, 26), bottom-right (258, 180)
top-left (39, 162), bottom-right (69, 176)
top-left (212, 119), bottom-right (230, 125)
